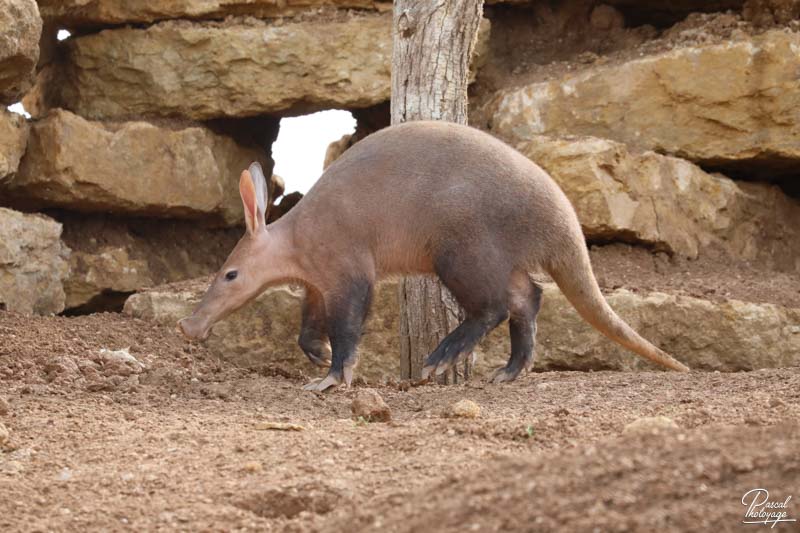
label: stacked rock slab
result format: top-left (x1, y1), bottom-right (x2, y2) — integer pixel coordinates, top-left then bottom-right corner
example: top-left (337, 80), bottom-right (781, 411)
top-left (0, 0), bottom-right (41, 104)
top-left (531, 284), bottom-right (800, 372)
top-left (0, 109), bottom-right (28, 180)
top-left (47, 14), bottom-right (393, 120)
top-left (3, 109), bottom-right (269, 225)
top-left (0, 208), bottom-right (69, 315)
top-left (518, 136), bottom-right (800, 271)
top-left (38, 0), bottom-right (392, 27)
top-left (488, 30), bottom-right (800, 179)
top-left (124, 278), bottom-right (800, 376)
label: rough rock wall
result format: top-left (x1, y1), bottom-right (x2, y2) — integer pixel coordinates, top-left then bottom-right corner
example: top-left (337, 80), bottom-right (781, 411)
top-left (0, 0), bottom-right (41, 104)
top-left (2, 0), bottom-right (799, 376)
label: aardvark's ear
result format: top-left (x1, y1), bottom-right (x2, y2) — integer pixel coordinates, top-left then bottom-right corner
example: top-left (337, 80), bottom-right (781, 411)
top-left (249, 161), bottom-right (269, 222)
top-left (239, 168), bottom-right (261, 235)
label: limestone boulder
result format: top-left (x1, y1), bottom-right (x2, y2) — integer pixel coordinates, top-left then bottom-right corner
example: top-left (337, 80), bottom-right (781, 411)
top-left (4, 109), bottom-right (269, 224)
top-left (324, 134), bottom-right (353, 170)
top-left (125, 278), bottom-right (800, 378)
top-left (0, 0), bottom-right (41, 104)
top-left (0, 109), bottom-right (27, 180)
top-left (58, 214), bottom-right (240, 311)
top-left (527, 285), bottom-right (800, 372)
top-left (55, 14), bottom-right (393, 120)
top-left (488, 30), bottom-right (800, 178)
top-left (38, 0), bottom-right (391, 28)
top-left (124, 280), bottom-right (401, 381)
top-left (519, 136), bottom-right (800, 270)
top-left (0, 208), bottom-right (69, 315)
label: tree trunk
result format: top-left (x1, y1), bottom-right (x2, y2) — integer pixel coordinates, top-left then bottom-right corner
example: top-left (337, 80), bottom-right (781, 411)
top-left (391, 0), bottom-right (484, 382)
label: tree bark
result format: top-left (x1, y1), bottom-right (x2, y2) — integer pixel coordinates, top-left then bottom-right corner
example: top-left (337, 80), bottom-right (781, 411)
top-left (391, 0), bottom-right (484, 382)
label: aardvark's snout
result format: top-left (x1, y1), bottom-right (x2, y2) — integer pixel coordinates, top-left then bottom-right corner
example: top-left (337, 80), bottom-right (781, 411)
top-left (178, 316), bottom-right (211, 341)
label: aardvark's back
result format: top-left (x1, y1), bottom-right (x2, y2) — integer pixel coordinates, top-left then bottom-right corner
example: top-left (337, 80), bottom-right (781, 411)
top-left (291, 120), bottom-right (579, 276)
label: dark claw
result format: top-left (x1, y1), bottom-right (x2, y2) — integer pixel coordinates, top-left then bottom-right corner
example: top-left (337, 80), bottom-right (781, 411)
top-left (302, 339), bottom-right (332, 368)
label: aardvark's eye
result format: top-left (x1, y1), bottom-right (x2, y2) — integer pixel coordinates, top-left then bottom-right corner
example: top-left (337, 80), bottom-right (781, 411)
top-left (225, 270), bottom-right (238, 282)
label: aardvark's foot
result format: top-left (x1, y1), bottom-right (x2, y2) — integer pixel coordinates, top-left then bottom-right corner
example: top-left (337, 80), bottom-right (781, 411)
top-left (302, 367), bottom-right (353, 392)
top-left (488, 365), bottom-right (524, 384)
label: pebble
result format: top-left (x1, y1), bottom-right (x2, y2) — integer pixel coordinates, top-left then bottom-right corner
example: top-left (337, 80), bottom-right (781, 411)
top-left (0, 422), bottom-right (8, 445)
top-left (0, 396), bottom-right (9, 416)
top-left (241, 461), bottom-right (263, 473)
top-left (351, 389), bottom-right (392, 423)
top-left (768, 396), bottom-right (785, 408)
top-left (0, 460), bottom-right (23, 475)
top-left (623, 416), bottom-right (679, 435)
top-left (253, 421), bottom-right (306, 431)
top-left (448, 399), bottom-right (481, 419)
top-left (58, 467), bottom-right (72, 482)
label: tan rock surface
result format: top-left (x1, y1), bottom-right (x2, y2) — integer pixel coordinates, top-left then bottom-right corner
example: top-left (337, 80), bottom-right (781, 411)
top-left (519, 135), bottom-right (800, 268)
top-left (0, 0), bottom-right (41, 104)
top-left (56, 14), bottom-right (393, 120)
top-left (5, 109), bottom-right (269, 224)
top-left (0, 109), bottom-right (27, 180)
top-left (529, 285), bottom-right (800, 372)
top-left (0, 207), bottom-right (69, 315)
top-left (489, 30), bottom-right (800, 176)
top-left (39, 0), bottom-right (391, 27)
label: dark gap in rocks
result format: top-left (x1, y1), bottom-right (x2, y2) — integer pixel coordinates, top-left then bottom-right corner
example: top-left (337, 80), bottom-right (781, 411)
top-left (696, 160), bottom-right (800, 200)
top-left (779, 180), bottom-right (800, 199)
top-left (206, 115), bottom-right (280, 157)
top-left (207, 114), bottom-right (282, 203)
top-left (61, 290), bottom-right (133, 316)
top-left (611, 1), bottom-right (746, 29)
top-left (352, 102), bottom-right (391, 135)
top-left (585, 235), bottom-right (668, 255)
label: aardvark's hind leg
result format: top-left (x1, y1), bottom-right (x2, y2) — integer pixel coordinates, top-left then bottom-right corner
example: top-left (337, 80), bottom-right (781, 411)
top-left (491, 272), bottom-right (543, 383)
top-left (421, 249), bottom-right (510, 379)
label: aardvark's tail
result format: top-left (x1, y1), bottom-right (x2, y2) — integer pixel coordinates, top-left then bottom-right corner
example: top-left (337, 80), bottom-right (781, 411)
top-left (546, 245), bottom-right (690, 373)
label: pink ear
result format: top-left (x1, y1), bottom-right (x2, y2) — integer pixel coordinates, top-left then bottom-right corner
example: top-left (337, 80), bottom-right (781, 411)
top-left (239, 170), bottom-right (259, 234)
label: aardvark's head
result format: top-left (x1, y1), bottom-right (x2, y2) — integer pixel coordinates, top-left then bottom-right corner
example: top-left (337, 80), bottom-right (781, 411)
top-left (178, 162), bottom-right (274, 340)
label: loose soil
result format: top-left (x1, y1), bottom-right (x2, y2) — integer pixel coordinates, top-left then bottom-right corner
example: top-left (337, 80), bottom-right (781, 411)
top-left (1, 309), bottom-right (798, 531)
top-left (589, 244), bottom-right (800, 309)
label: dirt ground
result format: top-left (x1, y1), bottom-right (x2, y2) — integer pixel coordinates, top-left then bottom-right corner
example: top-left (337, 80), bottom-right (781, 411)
top-left (588, 244), bottom-right (800, 309)
top-left (1, 310), bottom-right (798, 532)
